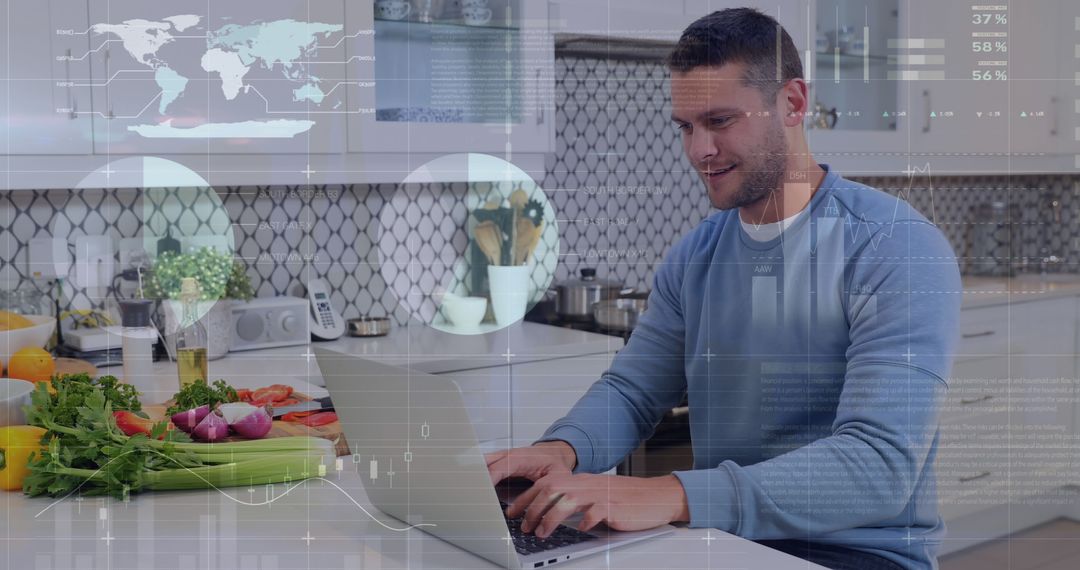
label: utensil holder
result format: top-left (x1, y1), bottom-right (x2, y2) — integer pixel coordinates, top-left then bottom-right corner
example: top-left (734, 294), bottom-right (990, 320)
top-left (487, 265), bottom-right (529, 326)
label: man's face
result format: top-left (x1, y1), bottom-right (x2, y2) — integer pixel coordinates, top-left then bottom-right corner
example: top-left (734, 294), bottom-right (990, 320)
top-left (670, 63), bottom-right (788, 211)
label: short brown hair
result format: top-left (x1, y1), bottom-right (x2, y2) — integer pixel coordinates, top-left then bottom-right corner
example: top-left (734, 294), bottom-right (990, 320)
top-left (669, 8), bottom-right (803, 101)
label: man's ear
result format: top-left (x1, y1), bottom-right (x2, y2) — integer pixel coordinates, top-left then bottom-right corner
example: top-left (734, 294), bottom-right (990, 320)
top-left (780, 78), bottom-right (810, 128)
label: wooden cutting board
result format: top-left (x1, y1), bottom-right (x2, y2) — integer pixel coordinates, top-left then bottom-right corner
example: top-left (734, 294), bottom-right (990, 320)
top-left (54, 357), bottom-right (98, 377)
top-left (144, 393), bottom-right (350, 457)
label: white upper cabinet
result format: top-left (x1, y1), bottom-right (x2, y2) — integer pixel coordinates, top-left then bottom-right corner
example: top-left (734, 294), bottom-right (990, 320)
top-left (811, 0), bottom-right (1076, 174)
top-left (0, 0), bottom-right (556, 187)
top-left (1056, 1), bottom-right (1080, 160)
top-left (0, 0), bottom-right (95, 156)
top-left (806, 0), bottom-right (912, 174)
top-left (346, 0), bottom-right (555, 159)
top-left (1007, 0), bottom-right (1065, 158)
top-left (908, 0), bottom-right (1009, 163)
top-left (85, 0), bottom-right (348, 155)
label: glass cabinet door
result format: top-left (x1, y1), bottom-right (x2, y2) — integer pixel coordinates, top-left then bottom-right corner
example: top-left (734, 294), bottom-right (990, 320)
top-left (810, 0), bottom-right (899, 132)
top-left (347, 0), bottom-right (553, 156)
top-left (806, 0), bottom-right (914, 165)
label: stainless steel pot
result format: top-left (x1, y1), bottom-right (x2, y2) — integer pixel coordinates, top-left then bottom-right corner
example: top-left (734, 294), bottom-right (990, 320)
top-left (593, 295), bottom-right (648, 332)
top-left (555, 268), bottom-right (628, 321)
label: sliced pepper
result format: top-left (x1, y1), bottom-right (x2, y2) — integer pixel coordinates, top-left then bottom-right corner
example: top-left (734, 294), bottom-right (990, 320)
top-left (299, 412), bottom-right (338, 427)
top-left (0, 425), bottom-right (47, 491)
top-left (280, 410), bottom-right (316, 423)
top-left (113, 411), bottom-right (163, 439)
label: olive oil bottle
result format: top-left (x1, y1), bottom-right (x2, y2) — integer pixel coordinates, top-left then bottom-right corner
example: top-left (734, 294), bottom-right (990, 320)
top-left (175, 277), bottom-right (208, 389)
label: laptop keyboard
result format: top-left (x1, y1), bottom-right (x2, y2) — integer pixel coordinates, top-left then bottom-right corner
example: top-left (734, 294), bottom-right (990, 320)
top-left (501, 501), bottom-right (599, 556)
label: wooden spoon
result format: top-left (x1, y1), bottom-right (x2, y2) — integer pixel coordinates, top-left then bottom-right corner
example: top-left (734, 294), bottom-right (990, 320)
top-left (473, 221), bottom-right (502, 266)
top-left (509, 188), bottom-right (528, 210)
top-left (513, 218), bottom-right (536, 266)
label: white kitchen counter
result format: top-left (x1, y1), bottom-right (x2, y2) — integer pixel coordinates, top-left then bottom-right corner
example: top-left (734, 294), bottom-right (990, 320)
top-left (99, 321), bottom-right (624, 405)
top-left (306, 321), bottom-right (625, 373)
top-left (962, 274), bottom-right (1080, 308)
top-left (0, 469), bottom-right (825, 570)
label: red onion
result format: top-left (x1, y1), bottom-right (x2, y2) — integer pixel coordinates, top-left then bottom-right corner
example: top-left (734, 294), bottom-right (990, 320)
top-left (192, 409), bottom-right (229, 442)
top-left (218, 402), bottom-right (273, 439)
top-left (170, 405), bottom-right (210, 434)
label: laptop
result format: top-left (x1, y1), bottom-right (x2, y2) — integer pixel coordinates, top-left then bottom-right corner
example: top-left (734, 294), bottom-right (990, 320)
top-left (314, 347), bottom-right (675, 569)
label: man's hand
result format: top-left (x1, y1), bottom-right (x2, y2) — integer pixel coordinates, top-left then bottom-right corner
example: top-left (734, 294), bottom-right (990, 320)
top-left (507, 473), bottom-right (690, 538)
top-left (485, 441), bottom-right (577, 486)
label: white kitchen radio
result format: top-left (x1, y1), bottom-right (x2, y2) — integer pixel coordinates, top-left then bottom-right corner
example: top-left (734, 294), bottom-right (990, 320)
top-left (229, 296), bottom-right (311, 352)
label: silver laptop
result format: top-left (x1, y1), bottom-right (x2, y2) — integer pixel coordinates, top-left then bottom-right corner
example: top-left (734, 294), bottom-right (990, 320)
top-left (314, 347), bottom-right (674, 569)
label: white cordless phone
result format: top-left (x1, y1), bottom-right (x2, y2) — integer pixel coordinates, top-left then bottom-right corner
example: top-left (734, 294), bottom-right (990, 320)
top-left (307, 278), bottom-right (345, 341)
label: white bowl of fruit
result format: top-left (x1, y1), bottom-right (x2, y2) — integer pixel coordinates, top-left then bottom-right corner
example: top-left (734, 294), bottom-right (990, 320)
top-left (0, 312), bottom-right (56, 365)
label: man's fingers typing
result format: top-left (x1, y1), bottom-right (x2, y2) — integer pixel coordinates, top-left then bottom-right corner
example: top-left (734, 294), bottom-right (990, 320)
top-left (507, 483), bottom-right (544, 519)
top-left (536, 495), bottom-right (583, 538)
top-left (521, 486), bottom-right (565, 533)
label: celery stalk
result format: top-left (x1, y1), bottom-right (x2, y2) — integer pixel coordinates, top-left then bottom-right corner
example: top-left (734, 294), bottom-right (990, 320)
top-left (145, 453), bottom-right (330, 490)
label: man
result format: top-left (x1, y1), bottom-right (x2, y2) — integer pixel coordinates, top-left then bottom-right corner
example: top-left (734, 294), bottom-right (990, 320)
top-left (487, 8), bottom-right (960, 570)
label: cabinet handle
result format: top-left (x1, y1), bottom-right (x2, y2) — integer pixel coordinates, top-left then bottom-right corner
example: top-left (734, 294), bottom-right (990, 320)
top-left (962, 330), bottom-right (995, 339)
top-left (922, 90), bottom-right (931, 133)
top-left (535, 69), bottom-right (545, 125)
top-left (960, 394), bottom-right (994, 405)
top-left (64, 49), bottom-right (76, 119)
top-left (958, 471), bottom-right (991, 483)
top-left (670, 406), bottom-right (690, 417)
top-left (105, 48), bottom-right (114, 120)
top-left (1050, 96), bottom-right (1058, 137)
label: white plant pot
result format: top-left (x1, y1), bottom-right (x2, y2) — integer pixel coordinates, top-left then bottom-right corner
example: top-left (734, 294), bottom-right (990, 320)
top-left (163, 299), bottom-right (234, 361)
top-left (487, 265), bottom-right (530, 326)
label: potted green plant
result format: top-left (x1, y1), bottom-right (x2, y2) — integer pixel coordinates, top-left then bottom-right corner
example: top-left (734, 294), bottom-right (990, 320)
top-left (145, 247), bottom-right (255, 360)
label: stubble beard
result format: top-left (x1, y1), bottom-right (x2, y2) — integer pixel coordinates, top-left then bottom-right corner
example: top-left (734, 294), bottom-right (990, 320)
top-left (710, 118), bottom-right (788, 212)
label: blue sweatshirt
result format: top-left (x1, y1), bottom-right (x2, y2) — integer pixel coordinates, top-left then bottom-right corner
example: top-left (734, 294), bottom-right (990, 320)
top-left (540, 165), bottom-right (962, 570)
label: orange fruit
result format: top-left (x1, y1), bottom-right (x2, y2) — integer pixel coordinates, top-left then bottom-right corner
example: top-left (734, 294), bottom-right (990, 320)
top-left (7, 347), bottom-right (56, 383)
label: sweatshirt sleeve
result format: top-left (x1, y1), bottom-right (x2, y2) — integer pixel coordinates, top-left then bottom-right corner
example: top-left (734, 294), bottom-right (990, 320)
top-left (535, 232), bottom-right (696, 473)
top-left (673, 219), bottom-right (962, 537)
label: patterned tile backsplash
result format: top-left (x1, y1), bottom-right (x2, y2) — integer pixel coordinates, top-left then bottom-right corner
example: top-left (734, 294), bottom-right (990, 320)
top-left (1, 54), bottom-right (1077, 322)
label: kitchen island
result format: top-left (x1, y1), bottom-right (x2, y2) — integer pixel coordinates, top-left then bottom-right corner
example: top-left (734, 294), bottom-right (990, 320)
top-left (2, 322), bottom-right (823, 569)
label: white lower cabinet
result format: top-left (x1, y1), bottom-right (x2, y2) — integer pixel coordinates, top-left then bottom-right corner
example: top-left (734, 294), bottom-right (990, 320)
top-left (938, 295), bottom-right (1080, 552)
top-left (444, 365), bottom-right (514, 444)
top-left (510, 354), bottom-right (613, 447)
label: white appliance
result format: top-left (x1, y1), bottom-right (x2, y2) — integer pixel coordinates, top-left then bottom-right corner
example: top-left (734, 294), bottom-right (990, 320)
top-left (229, 296), bottom-right (311, 352)
top-left (63, 326), bottom-right (124, 351)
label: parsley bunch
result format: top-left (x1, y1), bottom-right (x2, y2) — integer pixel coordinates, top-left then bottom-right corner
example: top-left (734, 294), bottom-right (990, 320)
top-left (165, 379), bottom-right (239, 417)
top-left (23, 382), bottom-right (196, 498)
top-left (44, 374), bottom-right (143, 427)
